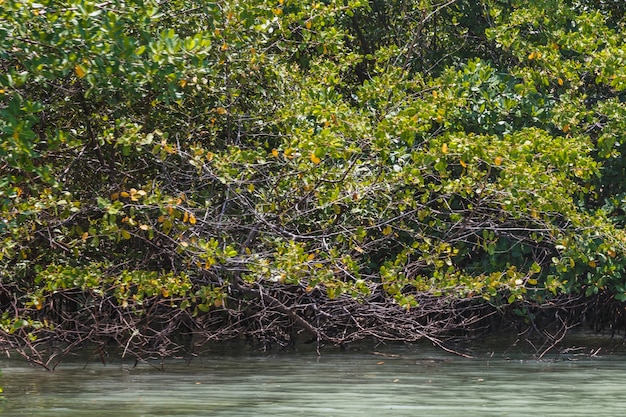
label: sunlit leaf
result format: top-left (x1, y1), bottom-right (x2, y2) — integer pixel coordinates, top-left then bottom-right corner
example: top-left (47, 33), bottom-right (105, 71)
top-left (310, 153), bottom-right (321, 164)
top-left (74, 64), bottom-right (86, 78)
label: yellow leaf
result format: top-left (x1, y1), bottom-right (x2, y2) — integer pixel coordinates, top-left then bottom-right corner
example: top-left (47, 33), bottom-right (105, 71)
top-left (188, 214), bottom-right (197, 225)
top-left (382, 225), bottom-right (392, 235)
top-left (562, 124), bottom-right (571, 133)
top-left (220, 42), bottom-right (228, 51)
top-left (271, 148), bottom-right (279, 157)
top-left (460, 160), bottom-right (467, 168)
top-left (206, 151), bottom-right (214, 161)
top-left (557, 78), bottom-right (563, 86)
top-left (74, 64), bottom-right (86, 78)
top-left (305, 20), bottom-right (312, 29)
top-left (215, 107), bottom-right (228, 115)
top-left (441, 143), bottom-right (448, 154)
top-left (588, 260), bottom-right (597, 268)
top-left (182, 211), bottom-right (189, 223)
top-left (161, 288), bottom-right (169, 297)
top-left (110, 192), bottom-right (119, 201)
top-left (273, 8), bottom-right (282, 15)
top-left (307, 253), bottom-right (315, 261)
top-left (157, 215), bottom-right (165, 223)
top-left (494, 156), bottom-right (503, 166)
top-left (528, 51), bottom-right (536, 60)
top-left (327, 286), bottom-right (336, 299)
top-left (310, 153), bottom-right (321, 164)
top-left (179, 79), bottom-right (188, 87)
top-left (120, 191), bottom-right (130, 198)
top-left (121, 230), bottom-right (131, 240)
top-left (81, 231), bottom-right (89, 242)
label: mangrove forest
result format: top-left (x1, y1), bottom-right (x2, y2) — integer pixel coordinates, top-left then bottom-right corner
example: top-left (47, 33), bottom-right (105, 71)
top-left (3, 0), bottom-right (626, 368)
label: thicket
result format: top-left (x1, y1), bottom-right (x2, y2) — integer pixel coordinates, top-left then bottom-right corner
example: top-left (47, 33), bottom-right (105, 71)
top-left (2, 0), bottom-right (626, 368)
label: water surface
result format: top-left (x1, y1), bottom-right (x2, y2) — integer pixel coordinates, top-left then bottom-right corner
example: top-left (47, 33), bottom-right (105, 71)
top-left (1, 339), bottom-right (625, 416)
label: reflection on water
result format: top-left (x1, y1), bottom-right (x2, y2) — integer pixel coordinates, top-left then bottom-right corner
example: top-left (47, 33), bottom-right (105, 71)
top-left (2, 337), bottom-right (626, 417)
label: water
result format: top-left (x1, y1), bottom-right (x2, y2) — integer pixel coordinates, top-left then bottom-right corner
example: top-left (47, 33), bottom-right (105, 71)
top-left (2, 339), bottom-right (626, 416)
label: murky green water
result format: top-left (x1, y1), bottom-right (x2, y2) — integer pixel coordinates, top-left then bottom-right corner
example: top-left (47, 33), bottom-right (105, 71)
top-left (2, 339), bottom-right (626, 416)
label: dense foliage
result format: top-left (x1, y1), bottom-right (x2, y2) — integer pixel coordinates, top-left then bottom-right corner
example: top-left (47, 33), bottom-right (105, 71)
top-left (2, 0), bottom-right (626, 365)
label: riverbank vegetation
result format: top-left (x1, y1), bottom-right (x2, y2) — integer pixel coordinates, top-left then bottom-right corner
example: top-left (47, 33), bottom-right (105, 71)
top-left (2, 0), bottom-right (626, 369)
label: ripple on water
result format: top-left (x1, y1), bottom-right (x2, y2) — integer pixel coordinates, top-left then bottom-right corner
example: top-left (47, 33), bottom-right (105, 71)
top-left (2, 344), bottom-right (626, 417)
